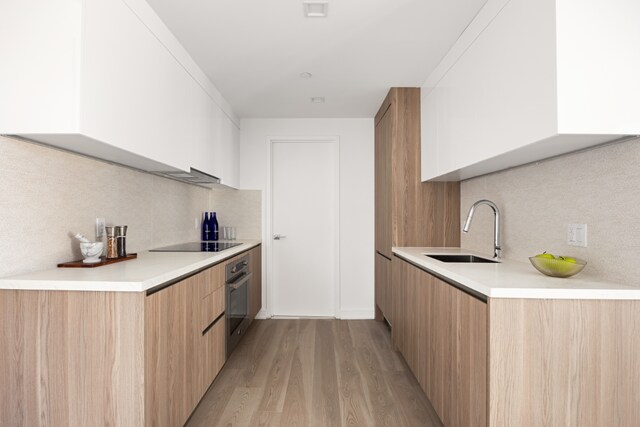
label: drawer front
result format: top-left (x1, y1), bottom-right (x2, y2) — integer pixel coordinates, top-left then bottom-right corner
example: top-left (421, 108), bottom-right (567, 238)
top-left (200, 262), bottom-right (225, 299)
top-left (203, 316), bottom-right (225, 389)
top-left (201, 285), bottom-right (225, 332)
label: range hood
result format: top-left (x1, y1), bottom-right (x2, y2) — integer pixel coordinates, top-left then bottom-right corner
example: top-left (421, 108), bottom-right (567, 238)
top-left (153, 168), bottom-right (221, 186)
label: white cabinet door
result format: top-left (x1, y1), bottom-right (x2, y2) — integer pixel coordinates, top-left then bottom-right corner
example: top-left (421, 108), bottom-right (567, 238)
top-left (0, 0), bottom-right (238, 182)
top-left (422, 0), bottom-right (557, 180)
top-left (421, 0), bottom-right (640, 182)
top-left (0, 0), bottom-right (81, 134)
top-left (216, 113), bottom-right (240, 188)
top-left (555, 0), bottom-right (640, 135)
top-left (81, 0), bottom-right (207, 173)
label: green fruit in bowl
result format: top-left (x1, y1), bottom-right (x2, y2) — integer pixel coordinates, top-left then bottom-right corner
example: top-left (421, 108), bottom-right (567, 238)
top-left (529, 253), bottom-right (586, 278)
top-left (534, 252), bottom-right (555, 259)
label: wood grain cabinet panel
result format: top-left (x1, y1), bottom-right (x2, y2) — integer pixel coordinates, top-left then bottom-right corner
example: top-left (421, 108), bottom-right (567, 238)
top-left (144, 275), bottom-right (195, 427)
top-left (203, 317), bottom-right (226, 392)
top-left (488, 298), bottom-right (640, 427)
top-left (0, 249), bottom-right (246, 426)
top-left (374, 88), bottom-right (460, 322)
top-left (0, 290), bottom-right (146, 427)
top-left (249, 245), bottom-right (262, 321)
top-left (393, 256), bottom-right (487, 427)
top-left (375, 252), bottom-right (391, 321)
top-left (200, 261), bottom-right (225, 299)
top-left (375, 101), bottom-right (393, 258)
top-left (394, 255), bottom-right (640, 426)
top-left (145, 263), bottom-right (229, 427)
top-left (391, 254), bottom-right (405, 352)
top-left (451, 280), bottom-right (487, 427)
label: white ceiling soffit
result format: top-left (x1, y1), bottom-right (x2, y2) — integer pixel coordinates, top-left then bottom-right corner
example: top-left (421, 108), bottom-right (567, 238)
top-left (145, 0), bottom-right (487, 119)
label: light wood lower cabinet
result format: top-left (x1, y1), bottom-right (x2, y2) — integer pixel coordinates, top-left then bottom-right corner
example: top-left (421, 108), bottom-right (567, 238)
top-left (489, 298), bottom-right (640, 426)
top-left (248, 244), bottom-right (262, 320)
top-left (145, 275), bottom-right (193, 426)
top-left (145, 261), bottom-right (226, 427)
top-left (375, 252), bottom-right (391, 322)
top-left (0, 291), bottom-right (146, 426)
top-left (393, 255), bottom-right (640, 427)
top-left (392, 255), bottom-right (487, 427)
top-left (0, 257), bottom-right (229, 426)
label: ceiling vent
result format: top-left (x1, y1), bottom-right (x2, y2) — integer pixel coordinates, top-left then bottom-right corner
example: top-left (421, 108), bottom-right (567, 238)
top-left (303, 1), bottom-right (328, 17)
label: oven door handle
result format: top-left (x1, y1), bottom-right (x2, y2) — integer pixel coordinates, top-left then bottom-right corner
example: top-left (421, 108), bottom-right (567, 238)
top-left (228, 272), bottom-right (252, 290)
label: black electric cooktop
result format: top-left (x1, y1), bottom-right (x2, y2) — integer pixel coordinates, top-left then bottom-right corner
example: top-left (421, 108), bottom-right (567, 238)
top-left (150, 242), bottom-right (241, 252)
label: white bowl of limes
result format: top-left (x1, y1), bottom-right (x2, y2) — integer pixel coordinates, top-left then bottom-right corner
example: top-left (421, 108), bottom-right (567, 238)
top-left (529, 252), bottom-right (586, 278)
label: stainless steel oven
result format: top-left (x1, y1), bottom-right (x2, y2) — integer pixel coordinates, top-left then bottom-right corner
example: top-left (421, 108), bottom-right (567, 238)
top-left (225, 254), bottom-right (252, 357)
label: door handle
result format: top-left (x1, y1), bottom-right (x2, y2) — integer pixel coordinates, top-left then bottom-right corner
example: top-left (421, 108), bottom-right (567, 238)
top-left (273, 234), bottom-right (287, 240)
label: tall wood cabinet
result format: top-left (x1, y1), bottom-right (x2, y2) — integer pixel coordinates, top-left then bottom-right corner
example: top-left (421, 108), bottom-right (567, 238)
top-left (374, 88), bottom-right (460, 323)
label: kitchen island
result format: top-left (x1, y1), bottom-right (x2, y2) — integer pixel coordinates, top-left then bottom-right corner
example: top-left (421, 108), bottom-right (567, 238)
top-left (390, 247), bottom-right (640, 427)
top-left (0, 240), bottom-right (261, 427)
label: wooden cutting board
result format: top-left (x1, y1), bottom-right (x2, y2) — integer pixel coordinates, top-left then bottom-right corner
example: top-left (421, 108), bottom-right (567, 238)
top-left (57, 253), bottom-right (138, 268)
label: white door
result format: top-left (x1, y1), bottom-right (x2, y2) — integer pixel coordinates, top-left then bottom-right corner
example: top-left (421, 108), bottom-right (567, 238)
top-left (271, 140), bottom-right (338, 317)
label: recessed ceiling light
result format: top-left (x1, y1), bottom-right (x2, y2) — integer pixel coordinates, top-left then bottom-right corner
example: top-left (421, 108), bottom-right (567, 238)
top-left (311, 97), bottom-right (325, 103)
top-left (300, 72), bottom-right (313, 79)
top-left (303, 1), bottom-right (328, 18)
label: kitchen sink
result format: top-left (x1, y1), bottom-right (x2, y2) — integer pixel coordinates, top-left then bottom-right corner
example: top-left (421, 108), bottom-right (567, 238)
top-left (425, 254), bottom-right (499, 263)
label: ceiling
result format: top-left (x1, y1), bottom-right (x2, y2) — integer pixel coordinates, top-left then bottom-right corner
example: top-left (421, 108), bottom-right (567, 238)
top-left (145, 0), bottom-right (487, 119)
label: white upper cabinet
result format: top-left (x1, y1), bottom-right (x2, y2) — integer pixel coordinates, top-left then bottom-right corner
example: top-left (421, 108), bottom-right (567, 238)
top-left (0, 0), bottom-right (240, 187)
top-left (421, 0), bottom-right (640, 181)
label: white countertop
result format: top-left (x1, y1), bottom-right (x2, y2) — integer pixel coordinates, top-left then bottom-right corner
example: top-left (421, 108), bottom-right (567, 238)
top-left (0, 240), bottom-right (261, 292)
top-left (393, 247), bottom-right (640, 300)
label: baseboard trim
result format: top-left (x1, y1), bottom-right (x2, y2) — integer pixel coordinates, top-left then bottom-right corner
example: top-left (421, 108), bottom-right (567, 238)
top-left (338, 310), bottom-right (375, 320)
top-left (254, 309), bottom-right (375, 320)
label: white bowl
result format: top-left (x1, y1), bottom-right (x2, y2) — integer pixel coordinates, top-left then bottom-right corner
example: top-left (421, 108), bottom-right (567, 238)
top-left (80, 242), bottom-right (104, 263)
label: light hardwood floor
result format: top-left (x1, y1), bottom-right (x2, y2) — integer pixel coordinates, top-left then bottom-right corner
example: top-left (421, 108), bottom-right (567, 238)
top-left (187, 319), bottom-right (443, 427)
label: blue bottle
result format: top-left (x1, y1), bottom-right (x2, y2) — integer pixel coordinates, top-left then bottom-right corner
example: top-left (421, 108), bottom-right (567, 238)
top-left (202, 212), bottom-right (211, 241)
top-left (211, 212), bottom-right (219, 241)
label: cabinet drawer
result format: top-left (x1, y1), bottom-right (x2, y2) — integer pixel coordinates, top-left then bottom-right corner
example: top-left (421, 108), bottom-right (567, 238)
top-left (201, 285), bottom-right (225, 332)
top-left (202, 315), bottom-right (225, 389)
top-left (200, 263), bottom-right (225, 299)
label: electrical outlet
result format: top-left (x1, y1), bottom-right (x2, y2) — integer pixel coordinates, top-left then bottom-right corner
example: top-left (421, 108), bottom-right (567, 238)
top-left (96, 218), bottom-right (106, 238)
top-left (568, 223), bottom-right (587, 247)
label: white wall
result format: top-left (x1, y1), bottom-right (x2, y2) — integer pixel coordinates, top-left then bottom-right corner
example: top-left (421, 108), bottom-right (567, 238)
top-left (240, 118), bottom-right (375, 319)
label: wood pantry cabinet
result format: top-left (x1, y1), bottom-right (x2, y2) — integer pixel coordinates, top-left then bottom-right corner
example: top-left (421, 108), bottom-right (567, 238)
top-left (0, 259), bottom-right (230, 427)
top-left (374, 87), bottom-right (460, 323)
top-left (393, 255), bottom-right (640, 427)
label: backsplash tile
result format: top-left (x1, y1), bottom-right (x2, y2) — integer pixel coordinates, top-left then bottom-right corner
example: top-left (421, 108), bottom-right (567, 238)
top-left (210, 188), bottom-right (261, 240)
top-left (0, 136), bottom-right (260, 277)
top-left (461, 136), bottom-right (640, 284)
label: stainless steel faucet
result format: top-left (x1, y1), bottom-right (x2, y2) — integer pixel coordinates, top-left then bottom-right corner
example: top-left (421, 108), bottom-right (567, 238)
top-left (463, 199), bottom-right (502, 259)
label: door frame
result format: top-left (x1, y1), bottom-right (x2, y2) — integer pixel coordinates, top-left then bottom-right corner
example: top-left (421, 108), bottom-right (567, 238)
top-left (264, 136), bottom-right (341, 318)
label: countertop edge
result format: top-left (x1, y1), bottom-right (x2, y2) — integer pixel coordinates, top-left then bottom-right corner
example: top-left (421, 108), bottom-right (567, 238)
top-left (0, 241), bottom-right (261, 293)
top-left (392, 247), bottom-right (640, 300)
